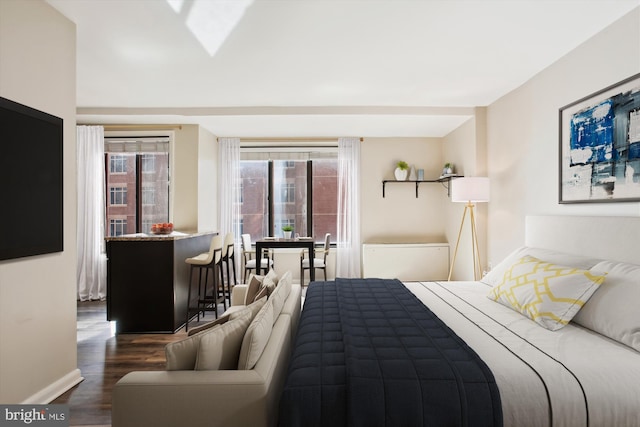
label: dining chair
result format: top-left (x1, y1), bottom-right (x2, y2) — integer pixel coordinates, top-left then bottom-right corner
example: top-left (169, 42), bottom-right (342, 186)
top-left (300, 233), bottom-right (330, 286)
top-left (241, 233), bottom-right (274, 282)
top-left (185, 234), bottom-right (224, 332)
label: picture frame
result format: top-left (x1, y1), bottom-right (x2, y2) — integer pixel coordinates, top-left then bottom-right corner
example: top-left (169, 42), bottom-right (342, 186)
top-left (559, 72), bottom-right (640, 203)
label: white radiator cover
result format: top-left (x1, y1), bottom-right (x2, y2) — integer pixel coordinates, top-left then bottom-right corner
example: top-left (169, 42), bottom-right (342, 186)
top-left (362, 243), bottom-right (450, 281)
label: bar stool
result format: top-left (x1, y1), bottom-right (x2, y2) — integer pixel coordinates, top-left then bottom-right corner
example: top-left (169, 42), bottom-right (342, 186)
top-left (185, 234), bottom-right (224, 332)
top-left (221, 232), bottom-right (237, 305)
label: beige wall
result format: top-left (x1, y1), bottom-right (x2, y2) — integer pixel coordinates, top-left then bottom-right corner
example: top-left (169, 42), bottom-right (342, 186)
top-left (197, 127), bottom-right (218, 232)
top-left (0, 0), bottom-right (80, 403)
top-left (486, 7), bottom-right (640, 267)
top-left (360, 137), bottom-right (448, 247)
top-left (442, 112), bottom-right (489, 280)
top-left (172, 125), bottom-right (218, 232)
top-left (173, 125), bottom-right (199, 230)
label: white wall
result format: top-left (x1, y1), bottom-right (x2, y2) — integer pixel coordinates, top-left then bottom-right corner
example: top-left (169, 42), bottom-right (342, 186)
top-left (486, 7), bottom-right (640, 266)
top-left (0, 0), bottom-right (80, 403)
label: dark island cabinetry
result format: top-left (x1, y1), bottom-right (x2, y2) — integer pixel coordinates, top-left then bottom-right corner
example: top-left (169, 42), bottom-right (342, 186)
top-left (106, 231), bottom-right (216, 333)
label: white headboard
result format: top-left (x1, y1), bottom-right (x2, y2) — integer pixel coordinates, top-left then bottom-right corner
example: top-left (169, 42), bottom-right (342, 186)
top-left (525, 215), bottom-right (640, 265)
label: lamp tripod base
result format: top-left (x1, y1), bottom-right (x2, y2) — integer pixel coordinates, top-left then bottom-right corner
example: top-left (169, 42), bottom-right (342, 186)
top-left (447, 202), bottom-right (483, 281)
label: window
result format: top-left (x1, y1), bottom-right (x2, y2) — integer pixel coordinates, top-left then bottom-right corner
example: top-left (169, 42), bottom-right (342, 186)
top-left (275, 218), bottom-right (295, 232)
top-left (238, 161), bottom-right (268, 239)
top-left (110, 186), bottom-right (127, 205)
top-left (110, 155), bottom-right (126, 173)
top-left (142, 186), bottom-right (156, 205)
top-left (110, 219), bottom-right (127, 236)
top-left (280, 182), bottom-right (295, 203)
top-left (239, 151), bottom-right (337, 243)
top-left (142, 219), bottom-right (154, 234)
top-left (141, 154), bottom-right (155, 173)
top-left (104, 136), bottom-right (170, 237)
top-left (311, 159), bottom-right (338, 240)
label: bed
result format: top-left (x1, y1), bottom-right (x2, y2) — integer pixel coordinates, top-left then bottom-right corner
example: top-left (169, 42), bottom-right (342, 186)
top-left (279, 216), bottom-right (640, 427)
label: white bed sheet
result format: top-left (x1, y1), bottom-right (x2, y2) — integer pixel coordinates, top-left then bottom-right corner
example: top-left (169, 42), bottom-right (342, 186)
top-left (406, 281), bottom-right (640, 427)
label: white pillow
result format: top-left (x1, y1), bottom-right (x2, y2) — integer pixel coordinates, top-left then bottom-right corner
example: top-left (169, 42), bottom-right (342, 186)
top-left (238, 297), bottom-right (274, 370)
top-left (270, 271), bottom-right (292, 320)
top-left (166, 331), bottom-right (210, 370)
top-left (194, 310), bottom-right (252, 370)
top-left (262, 269), bottom-right (279, 294)
top-left (224, 295), bottom-right (268, 320)
top-left (482, 246), bottom-right (602, 286)
top-left (487, 255), bottom-right (606, 331)
top-left (573, 260), bottom-right (640, 352)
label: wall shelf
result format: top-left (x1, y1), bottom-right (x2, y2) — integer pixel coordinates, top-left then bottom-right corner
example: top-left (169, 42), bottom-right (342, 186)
top-left (382, 175), bottom-right (461, 198)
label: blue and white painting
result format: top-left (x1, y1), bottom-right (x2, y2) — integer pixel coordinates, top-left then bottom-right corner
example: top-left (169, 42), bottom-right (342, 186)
top-left (561, 75), bottom-right (640, 203)
top-left (569, 100), bottom-right (614, 165)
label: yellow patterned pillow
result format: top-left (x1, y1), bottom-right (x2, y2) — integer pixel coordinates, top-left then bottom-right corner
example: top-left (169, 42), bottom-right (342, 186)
top-left (487, 255), bottom-right (606, 331)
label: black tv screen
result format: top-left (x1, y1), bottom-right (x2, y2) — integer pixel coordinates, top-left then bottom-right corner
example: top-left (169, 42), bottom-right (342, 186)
top-left (0, 96), bottom-right (63, 261)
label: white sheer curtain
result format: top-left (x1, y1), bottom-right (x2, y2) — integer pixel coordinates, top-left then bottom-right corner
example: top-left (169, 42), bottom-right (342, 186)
top-left (336, 137), bottom-right (361, 278)
top-left (77, 126), bottom-right (107, 301)
top-left (218, 137), bottom-right (242, 272)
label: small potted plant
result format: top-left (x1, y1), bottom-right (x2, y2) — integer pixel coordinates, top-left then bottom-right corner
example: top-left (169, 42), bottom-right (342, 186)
top-left (443, 163), bottom-right (454, 175)
top-left (282, 225), bottom-right (293, 239)
top-left (394, 160), bottom-right (409, 181)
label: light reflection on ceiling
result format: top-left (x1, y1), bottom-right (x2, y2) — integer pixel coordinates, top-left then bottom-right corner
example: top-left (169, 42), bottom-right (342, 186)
top-left (166, 0), bottom-right (254, 57)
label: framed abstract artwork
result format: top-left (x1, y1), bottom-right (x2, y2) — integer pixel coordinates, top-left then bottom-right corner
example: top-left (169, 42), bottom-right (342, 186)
top-left (559, 73), bottom-right (640, 203)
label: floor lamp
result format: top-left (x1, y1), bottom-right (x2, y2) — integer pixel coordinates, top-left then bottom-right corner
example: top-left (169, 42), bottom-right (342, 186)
top-left (448, 177), bottom-right (490, 281)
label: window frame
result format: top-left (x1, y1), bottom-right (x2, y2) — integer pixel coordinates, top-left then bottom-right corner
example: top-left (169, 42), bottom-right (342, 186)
top-left (109, 185), bottom-right (127, 206)
top-left (240, 159), bottom-right (334, 242)
top-left (109, 218), bottom-right (127, 236)
top-left (141, 154), bottom-right (156, 173)
top-left (266, 160), bottom-right (314, 237)
top-left (109, 155), bottom-right (127, 174)
top-left (141, 185), bottom-right (156, 205)
top-left (104, 133), bottom-right (172, 237)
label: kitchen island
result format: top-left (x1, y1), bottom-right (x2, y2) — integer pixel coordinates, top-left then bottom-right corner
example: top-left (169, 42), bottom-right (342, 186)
top-left (106, 231), bottom-right (217, 333)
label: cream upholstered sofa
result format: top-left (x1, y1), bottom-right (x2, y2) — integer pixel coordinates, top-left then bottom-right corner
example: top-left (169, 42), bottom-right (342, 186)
top-left (111, 271), bottom-right (301, 427)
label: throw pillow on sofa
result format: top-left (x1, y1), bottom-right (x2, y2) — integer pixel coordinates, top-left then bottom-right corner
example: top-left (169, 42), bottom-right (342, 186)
top-left (262, 269), bottom-right (279, 293)
top-left (195, 310), bottom-right (253, 370)
top-left (187, 313), bottom-right (230, 337)
top-left (222, 295), bottom-right (268, 320)
top-left (270, 271), bottom-right (292, 319)
top-left (166, 300), bottom-right (264, 370)
top-left (166, 317), bottom-right (228, 370)
top-left (244, 274), bottom-right (265, 305)
top-left (245, 270), bottom-right (279, 304)
top-left (238, 297), bottom-right (274, 370)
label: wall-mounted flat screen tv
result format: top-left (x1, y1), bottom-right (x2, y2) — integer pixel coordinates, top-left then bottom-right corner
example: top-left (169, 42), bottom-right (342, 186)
top-left (0, 96), bottom-right (63, 261)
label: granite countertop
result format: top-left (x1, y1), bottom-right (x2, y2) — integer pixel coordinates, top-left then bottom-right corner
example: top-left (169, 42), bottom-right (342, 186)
top-left (105, 230), bottom-right (217, 242)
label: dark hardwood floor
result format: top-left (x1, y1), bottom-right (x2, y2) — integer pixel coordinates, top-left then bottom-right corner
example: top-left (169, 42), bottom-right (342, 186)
top-left (53, 300), bottom-right (223, 426)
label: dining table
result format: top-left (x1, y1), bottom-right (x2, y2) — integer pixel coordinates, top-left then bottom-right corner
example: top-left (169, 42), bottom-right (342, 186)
top-left (254, 237), bottom-right (317, 281)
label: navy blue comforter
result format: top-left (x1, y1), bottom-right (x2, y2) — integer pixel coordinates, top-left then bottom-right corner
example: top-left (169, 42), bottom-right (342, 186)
top-left (279, 278), bottom-right (502, 427)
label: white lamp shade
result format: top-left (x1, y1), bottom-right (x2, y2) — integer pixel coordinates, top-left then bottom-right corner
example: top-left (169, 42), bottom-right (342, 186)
top-left (451, 177), bottom-right (490, 203)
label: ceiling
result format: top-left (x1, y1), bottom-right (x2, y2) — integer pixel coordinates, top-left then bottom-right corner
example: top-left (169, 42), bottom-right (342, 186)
top-left (47, 0), bottom-right (639, 138)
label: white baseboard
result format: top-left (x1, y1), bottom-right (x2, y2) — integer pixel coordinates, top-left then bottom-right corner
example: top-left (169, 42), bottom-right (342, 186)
top-left (21, 369), bottom-right (84, 404)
